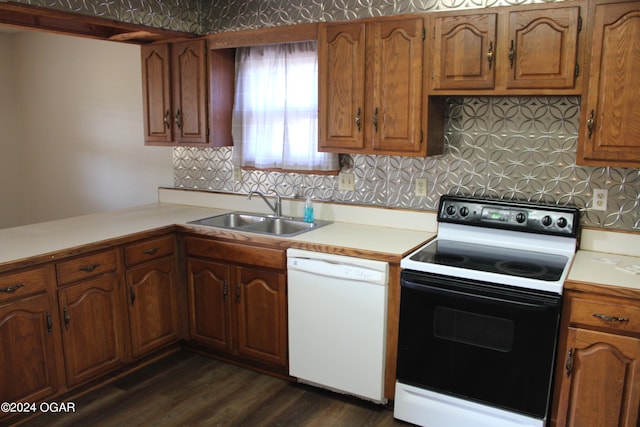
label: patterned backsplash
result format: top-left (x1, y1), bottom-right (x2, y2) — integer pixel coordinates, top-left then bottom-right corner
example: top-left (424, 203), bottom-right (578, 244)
top-left (12, 0), bottom-right (640, 231)
top-left (174, 96), bottom-right (640, 231)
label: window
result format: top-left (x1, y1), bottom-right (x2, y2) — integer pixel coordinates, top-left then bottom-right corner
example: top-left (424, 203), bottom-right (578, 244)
top-left (231, 41), bottom-right (338, 172)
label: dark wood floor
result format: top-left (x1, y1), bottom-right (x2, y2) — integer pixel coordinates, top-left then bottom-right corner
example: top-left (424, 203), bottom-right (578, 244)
top-left (15, 351), bottom-right (410, 427)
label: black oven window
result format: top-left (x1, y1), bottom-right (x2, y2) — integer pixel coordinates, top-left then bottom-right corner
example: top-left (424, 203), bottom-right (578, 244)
top-left (433, 307), bottom-right (515, 352)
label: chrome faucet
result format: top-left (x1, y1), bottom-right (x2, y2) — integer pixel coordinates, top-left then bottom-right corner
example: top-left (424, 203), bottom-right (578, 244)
top-left (248, 190), bottom-right (282, 217)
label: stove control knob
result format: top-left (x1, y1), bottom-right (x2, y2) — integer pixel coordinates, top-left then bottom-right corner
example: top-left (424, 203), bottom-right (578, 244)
top-left (460, 207), bottom-right (469, 217)
top-left (446, 205), bottom-right (457, 216)
top-left (542, 215), bottom-right (553, 227)
top-left (515, 212), bottom-right (526, 223)
top-left (557, 217), bottom-right (568, 228)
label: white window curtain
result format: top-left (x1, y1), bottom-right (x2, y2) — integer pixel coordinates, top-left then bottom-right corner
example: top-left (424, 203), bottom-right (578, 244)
top-left (232, 41), bottom-right (338, 172)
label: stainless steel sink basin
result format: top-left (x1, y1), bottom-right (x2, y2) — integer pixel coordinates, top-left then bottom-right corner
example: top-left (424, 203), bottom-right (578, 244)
top-left (194, 212), bottom-right (267, 228)
top-left (189, 212), bottom-right (331, 237)
top-left (246, 217), bottom-right (318, 235)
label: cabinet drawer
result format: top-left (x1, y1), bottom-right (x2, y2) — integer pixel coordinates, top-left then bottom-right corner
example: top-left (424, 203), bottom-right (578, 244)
top-left (185, 237), bottom-right (285, 270)
top-left (125, 235), bottom-right (175, 267)
top-left (569, 297), bottom-right (640, 335)
top-left (0, 267), bottom-right (50, 303)
top-left (56, 249), bottom-right (119, 285)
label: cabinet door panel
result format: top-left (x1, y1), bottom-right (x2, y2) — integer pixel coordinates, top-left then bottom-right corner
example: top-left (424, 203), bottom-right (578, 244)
top-left (318, 22), bottom-right (366, 151)
top-left (371, 18), bottom-right (424, 153)
top-left (172, 39), bottom-right (208, 145)
top-left (235, 267), bottom-right (287, 367)
top-left (431, 13), bottom-right (497, 90)
top-left (127, 258), bottom-right (179, 358)
top-left (58, 274), bottom-right (126, 387)
top-left (186, 259), bottom-right (232, 352)
top-left (578, 1), bottom-right (640, 167)
top-left (141, 44), bottom-right (172, 144)
top-left (507, 7), bottom-right (580, 89)
top-left (556, 327), bottom-right (640, 427)
top-left (0, 293), bottom-right (59, 403)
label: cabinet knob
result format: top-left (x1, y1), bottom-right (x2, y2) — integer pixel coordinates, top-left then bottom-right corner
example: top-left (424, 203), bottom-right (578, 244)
top-left (175, 109), bottom-right (182, 129)
top-left (79, 263), bottom-right (100, 273)
top-left (487, 41), bottom-right (494, 70)
top-left (587, 109), bottom-right (595, 139)
top-left (0, 283), bottom-right (24, 293)
top-left (163, 110), bottom-right (171, 129)
top-left (143, 247), bottom-right (159, 255)
top-left (373, 108), bottom-right (379, 132)
top-left (509, 40), bottom-right (515, 69)
top-left (592, 312), bottom-right (629, 323)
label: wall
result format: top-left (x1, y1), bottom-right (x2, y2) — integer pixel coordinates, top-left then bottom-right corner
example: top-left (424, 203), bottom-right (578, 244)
top-left (8, 0), bottom-right (639, 232)
top-left (0, 31), bottom-right (173, 227)
top-left (171, 0), bottom-right (640, 233)
top-left (0, 33), bottom-right (25, 227)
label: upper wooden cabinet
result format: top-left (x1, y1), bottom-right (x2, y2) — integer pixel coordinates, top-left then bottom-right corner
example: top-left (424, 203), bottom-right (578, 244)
top-left (141, 39), bottom-right (234, 147)
top-left (318, 17), bottom-right (444, 156)
top-left (429, 3), bottom-right (583, 94)
top-left (576, 0), bottom-right (640, 168)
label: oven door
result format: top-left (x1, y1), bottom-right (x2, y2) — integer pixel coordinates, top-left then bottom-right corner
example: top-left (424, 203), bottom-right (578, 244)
top-left (397, 270), bottom-right (561, 419)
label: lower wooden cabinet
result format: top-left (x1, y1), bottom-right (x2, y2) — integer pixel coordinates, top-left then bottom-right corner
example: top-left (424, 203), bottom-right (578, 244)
top-left (552, 288), bottom-right (640, 426)
top-left (185, 236), bottom-right (288, 370)
top-left (124, 235), bottom-right (179, 358)
top-left (57, 273), bottom-right (127, 387)
top-left (0, 291), bottom-right (62, 405)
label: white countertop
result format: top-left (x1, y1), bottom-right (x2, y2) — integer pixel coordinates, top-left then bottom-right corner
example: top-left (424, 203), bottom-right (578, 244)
top-left (568, 250), bottom-right (640, 291)
top-left (0, 190), bottom-right (437, 268)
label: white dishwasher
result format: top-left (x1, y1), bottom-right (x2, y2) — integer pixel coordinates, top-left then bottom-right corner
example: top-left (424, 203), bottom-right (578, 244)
top-left (287, 248), bottom-right (389, 403)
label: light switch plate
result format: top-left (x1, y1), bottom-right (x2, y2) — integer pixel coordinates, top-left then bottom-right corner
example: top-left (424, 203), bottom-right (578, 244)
top-left (233, 166), bottom-right (242, 182)
top-left (415, 178), bottom-right (428, 197)
top-left (339, 172), bottom-right (355, 191)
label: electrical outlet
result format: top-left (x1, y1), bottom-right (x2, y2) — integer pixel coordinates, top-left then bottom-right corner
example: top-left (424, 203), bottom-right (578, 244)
top-left (339, 172), bottom-right (355, 191)
top-left (415, 178), bottom-right (428, 197)
top-left (233, 165), bottom-right (242, 182)
top-left (592, 189), bottom-right (608, 211)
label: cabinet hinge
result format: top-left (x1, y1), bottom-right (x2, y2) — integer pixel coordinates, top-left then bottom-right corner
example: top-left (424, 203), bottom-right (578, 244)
top-left (207, 127), bottom-right (210, 137)
top-left (578, 15), bottom-right (582, 33)
top-left (575, 63), bottom-right (579, 77)
top-left (420, 130), bottom-right (424, 144)
top-left (423, 27), bottom-right (426, 41)
top-left (432, 26), bottom-right (436, 39)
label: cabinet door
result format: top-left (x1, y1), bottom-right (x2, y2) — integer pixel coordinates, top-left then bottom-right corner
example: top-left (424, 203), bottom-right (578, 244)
top-left (186, 258), bottom-right (233, 352)
top-left (172, 39), bottom-right (208, 145)
top-left (141, 43), bottom-right (173, 144)
top-left (506, 6), bottom-right (580, 89)
top-left (235, 266), bottom-right (287, 368)
top-left (0, 293), bottom-right (60, 403)
top-left (58, 274), bottom-right (126, 387)
top-left (431, 13), bottom-right (497, 90)
top-left (126, 258), bottom-right (179, 358)
top-left (318, 22), bottom-right (366, 152)
top-left (577, 1), bottom-right (640, 167)
top-left (556, 327), bottom-right (640, 427)
top-left (369, 18), bottom-right (425, 154)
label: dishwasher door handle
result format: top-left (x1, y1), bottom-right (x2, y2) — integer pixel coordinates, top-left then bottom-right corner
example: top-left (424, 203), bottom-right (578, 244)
top-left (288, 257), bottom-right (387, 285)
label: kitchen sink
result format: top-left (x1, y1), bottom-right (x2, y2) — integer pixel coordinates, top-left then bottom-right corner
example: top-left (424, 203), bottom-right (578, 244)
top-left (188, 212), bottom-right (331, 237)
top-left (194, 212), bottom-right (267, 228)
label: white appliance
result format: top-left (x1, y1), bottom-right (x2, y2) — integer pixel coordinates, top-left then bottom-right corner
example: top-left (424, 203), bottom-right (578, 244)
top-left (395, 195), bottom-right (580, 427)
top-left (287, 248), bottom-right (389, 403)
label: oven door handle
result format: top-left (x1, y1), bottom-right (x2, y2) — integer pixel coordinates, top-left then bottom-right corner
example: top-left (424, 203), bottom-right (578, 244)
top-left (401, 275), bottom-right (561, 309)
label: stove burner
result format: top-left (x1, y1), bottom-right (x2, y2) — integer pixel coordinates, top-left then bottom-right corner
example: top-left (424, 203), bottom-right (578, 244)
top-left (434, 253), bottom-right (468, 265)
top-left (496, 260), bottom-right (549, 278)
